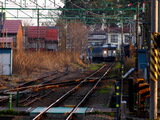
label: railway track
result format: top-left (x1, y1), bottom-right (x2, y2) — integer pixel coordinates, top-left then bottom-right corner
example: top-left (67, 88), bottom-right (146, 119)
top-left (0, 69), bottom-right (77, 106)
top-left (4, 70), bottom-right (69, 93)
top-left (32, 62), bottom-right (115, 120)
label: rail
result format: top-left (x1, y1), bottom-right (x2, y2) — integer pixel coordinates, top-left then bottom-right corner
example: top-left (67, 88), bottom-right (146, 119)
top-left (32, 63), bottom-right (114, 120)
top-left (65, 63), bottom-right (113, 120)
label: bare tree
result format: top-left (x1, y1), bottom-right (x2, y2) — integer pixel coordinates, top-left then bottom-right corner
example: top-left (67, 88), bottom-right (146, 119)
top-left (22, 20), bottom-right (34, 26)
top-left (56, 20), bottom-right (67, 52)
top-left (67, 21), bottom-right (88, 54)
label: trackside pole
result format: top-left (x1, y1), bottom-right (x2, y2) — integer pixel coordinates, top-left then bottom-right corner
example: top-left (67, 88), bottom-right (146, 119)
top-left (16, 91), bottom-right (19, 107)
top-left (8, 94), bottom-right (12, 109)
top-left (116, 81), bottom-right (120, 120)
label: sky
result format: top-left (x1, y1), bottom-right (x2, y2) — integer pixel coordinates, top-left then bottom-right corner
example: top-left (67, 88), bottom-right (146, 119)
top-left (0, 0), bottom-right (64, 25)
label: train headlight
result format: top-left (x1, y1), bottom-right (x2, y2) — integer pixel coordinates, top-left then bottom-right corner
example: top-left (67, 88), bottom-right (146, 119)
top-left (103, 50), bottom-right (107, 54)
top-left (113, 50), bottom-right (116, 53)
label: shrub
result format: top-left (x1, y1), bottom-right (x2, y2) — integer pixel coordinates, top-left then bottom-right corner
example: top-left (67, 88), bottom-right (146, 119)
top-left (124, 57), bottom-right (135, 72)
top-left (0, 109), bottom-right (18, 115)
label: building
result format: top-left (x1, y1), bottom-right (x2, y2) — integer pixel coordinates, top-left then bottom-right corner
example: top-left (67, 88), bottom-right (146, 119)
top-left (0, 20), bottom-right (23, 51)
top-left (88, 30), bottom-right (107, 46)
top-left (25, 26), bottom-right (46, 50)
top-left (0, 37), bottom-right (13, 48)
top-left (88, 27), bottom-right (130, 50)
top-left (45, 27), bottom-right (58, 51)
top-left (25, 26), bottom-right (59, 51)
top-left (106, 27), bottom-right (130, 49)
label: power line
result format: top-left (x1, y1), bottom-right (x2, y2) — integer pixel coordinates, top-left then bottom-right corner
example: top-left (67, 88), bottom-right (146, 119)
top-left (0, 0), bottom-right (142, 24)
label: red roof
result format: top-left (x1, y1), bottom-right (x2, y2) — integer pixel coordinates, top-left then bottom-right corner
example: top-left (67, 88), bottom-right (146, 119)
top-left (0, 37), bottom-right (13, 43)
top-left (28, 26), bottom-right (46, 38)
top-left (46, 29), bottom-right (58, 41)
top-left (2, 20), bottom-right (21, 34)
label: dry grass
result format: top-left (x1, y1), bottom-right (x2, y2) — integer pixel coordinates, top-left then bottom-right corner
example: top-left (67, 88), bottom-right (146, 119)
top-left (124, 57), bottom-right (135, 72)
top-left (12, 51), bottom-right (85, 78)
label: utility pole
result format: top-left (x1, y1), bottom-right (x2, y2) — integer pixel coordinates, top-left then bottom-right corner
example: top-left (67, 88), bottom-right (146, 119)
top-left (120, 19), bottom-right (124, 119)
top-left (135, 2), bottom-right (139, 77)
top-left (37, 9), bottom-right (40, 51)
top-left (0, 1), bottom-right (3, 25)
top-left (159, 0), bottom-right (160, 32)
top-left (150, 0), bottom-right (158, 119)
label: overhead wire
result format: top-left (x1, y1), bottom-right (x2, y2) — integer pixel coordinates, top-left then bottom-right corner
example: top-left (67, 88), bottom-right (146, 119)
top-left (2, 0), bottom-right (143, 24)
top-left (9, 0), bottom-right (33, 18)
top-left (59, 0), bottom-right (144, 24)
top-left (68, 1), bottom-right (130, 24)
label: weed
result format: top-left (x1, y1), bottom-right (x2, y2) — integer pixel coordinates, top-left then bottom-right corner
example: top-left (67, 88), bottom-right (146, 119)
top-left (98, 84), bottom-right (113, 93)
top-left (12, 51), bottom-right (84, 78)
top-left (88, 63), bottom-right (104, 71)
top-left (0, 109), bottom-right (18, 115)
top-left (88, 110), bottom-right (116, 116)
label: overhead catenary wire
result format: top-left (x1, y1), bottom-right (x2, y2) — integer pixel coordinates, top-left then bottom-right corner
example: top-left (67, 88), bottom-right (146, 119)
top-left (68, 1), bottom-right (136, 24)
top-left (1, 0), bottom-right (144, 24)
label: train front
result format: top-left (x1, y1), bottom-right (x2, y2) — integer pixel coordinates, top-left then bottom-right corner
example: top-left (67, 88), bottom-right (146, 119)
top-left (102, 44), bottom-right (117, 61)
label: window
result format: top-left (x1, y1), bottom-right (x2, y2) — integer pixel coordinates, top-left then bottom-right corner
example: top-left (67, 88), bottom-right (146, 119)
top-left (111, 35), bottom-right (118, 43)
top-left (124, 35), bottom-right (130, 43)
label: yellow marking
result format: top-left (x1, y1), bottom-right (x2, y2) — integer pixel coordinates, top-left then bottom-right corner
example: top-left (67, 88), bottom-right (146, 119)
top-left (116, 104), bottom-right (119, 107)
top-left (136, 78), bottom-right (144, 83)
top-left (138, 88), bottom-right (150, 94)
top-left (116, 93), bottom-right (120, 96)
top-left (116, 86), bottom-right (119, 89)
top-left (138, 83), bottom-right (148, 87)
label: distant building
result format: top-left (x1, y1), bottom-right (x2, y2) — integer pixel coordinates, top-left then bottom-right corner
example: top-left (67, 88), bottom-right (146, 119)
top-left (0, 20), bottom-right (23, 51)
top-left (45, 27), bottom-right (58, 51)
top-left (88, 27), bottom-right (130, 50)
top-left (105, 27), bottom-right (130, 49)
top-left (25, 26), bottom-right (59, 51)
top-left (88, 30), bottom-right (107, 46)
top-left (0, 37), bottom-right (13, 48)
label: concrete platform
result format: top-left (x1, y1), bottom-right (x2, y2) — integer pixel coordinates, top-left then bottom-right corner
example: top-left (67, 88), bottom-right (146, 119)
top-left (30, 107), bottom-right (87, 114)
top-left (30, 107), bottom-right (88, 119)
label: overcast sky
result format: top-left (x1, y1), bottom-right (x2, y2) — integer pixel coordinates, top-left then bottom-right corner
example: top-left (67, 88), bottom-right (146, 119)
top-left (0, 0), bottom-right (64, 25)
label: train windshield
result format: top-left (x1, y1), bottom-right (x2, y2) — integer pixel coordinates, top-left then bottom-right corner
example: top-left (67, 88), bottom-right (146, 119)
top-left (90, 42), bottom-right (103, 46)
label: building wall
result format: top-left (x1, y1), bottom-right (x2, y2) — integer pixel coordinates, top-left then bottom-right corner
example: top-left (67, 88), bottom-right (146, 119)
top-left (107, 33), bottom-right (130, 49)
top-left (16, 24), bottom-right (23, 51)
top-left (88, 32), bottom-right (130, 50)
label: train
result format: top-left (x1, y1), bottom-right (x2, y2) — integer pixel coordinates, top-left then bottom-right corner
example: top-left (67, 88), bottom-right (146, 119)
top-left (88, 43), bottom-right (117, 62)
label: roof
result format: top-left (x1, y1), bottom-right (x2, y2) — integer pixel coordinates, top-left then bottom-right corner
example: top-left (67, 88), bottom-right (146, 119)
top-left (0, 37), bottom-right (13, 43)
top-left (27, 26), bottom-right (58, 41)
top-left (27, 26), bottom-right (46, 38)
top-left (2, 20), bottom-right (22, 34)
top-left (46, 29), bottom-right (58, 41)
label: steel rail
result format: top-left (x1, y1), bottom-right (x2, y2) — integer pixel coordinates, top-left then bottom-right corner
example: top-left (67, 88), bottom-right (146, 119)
top-left (3, 71), bottom-right (69, 93)
top-left (65, 63), bottom-right (114, 120)
top-left (32, 64), bottom-right (107, 120)
top-left (3, 78), bottom-right (82, 93)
